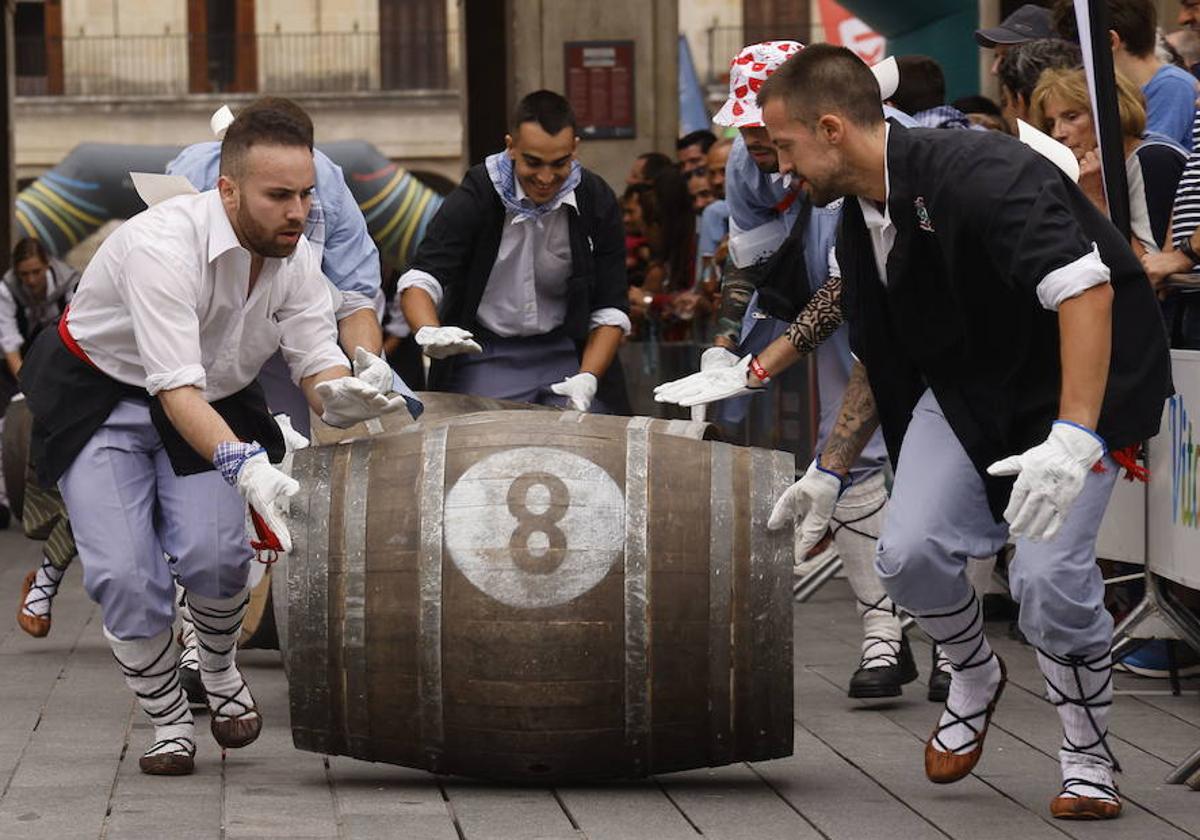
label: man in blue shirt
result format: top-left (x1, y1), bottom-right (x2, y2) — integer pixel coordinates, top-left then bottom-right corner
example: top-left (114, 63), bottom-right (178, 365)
top-left (1053, 0), bottom-right (1197, 151)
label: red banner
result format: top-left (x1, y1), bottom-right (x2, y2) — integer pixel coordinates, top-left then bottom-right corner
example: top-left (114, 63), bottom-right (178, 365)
top-left (818, 0), bottom-right (887, 65)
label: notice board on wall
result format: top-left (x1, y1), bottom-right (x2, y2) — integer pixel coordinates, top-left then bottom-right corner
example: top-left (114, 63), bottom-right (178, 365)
top-left (564, 40), bottom-right (636, 140)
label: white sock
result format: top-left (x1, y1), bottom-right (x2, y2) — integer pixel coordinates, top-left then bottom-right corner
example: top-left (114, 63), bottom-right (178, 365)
top-left (104, 627), bottom-right (195, 757)
top-left (1037, 648), bottom-right (1120, 803)
top-left (915, 591), bottom-right (1002, 754)
top-left (187, 590), bottom-right (256, 721)
top-left (834, 479), bottom-right (902, 668)
top-left (22, 555), bottom-right (64, 618)
top-left (177, 600), bottom-right (200, 671)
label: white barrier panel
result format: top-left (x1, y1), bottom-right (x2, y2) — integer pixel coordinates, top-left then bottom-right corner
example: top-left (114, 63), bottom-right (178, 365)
top-left (1146, 349), bottom-right (1200, 590)
top-left (1095, 475), bottom-right (1145, 564)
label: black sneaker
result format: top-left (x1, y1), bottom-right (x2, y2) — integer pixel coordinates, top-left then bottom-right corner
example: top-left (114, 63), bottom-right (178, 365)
top-left (179, 665), bottom-right (208, 709)
top-left (848, 635), bottom-right (919, 698)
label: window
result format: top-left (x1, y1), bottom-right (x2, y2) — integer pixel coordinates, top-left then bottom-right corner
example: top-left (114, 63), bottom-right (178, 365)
top-left (187, 0), bottom-right (257, 94)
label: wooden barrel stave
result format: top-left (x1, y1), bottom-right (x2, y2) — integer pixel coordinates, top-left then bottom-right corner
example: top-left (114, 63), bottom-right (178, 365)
top-left (287, 412), bottom-right (792, 780)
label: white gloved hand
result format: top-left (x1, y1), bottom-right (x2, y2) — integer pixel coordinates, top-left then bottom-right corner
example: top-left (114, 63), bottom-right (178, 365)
top-left (767, 460), bottom-right (845, 559)
top-left (654, 354), bottom-right (760, 408)
top-left (316, 376), bottom-right (408, 428)
top-left (986, 421), bottom-right (1105, 542)
top-left (550, 372), bottom-right (599, 412)
top-left (237, 451), bottom-right (300, 554)
top-left (415, 325), bottom-right (483, 359)
top-left (700, 346), bottom-right (740, 372)
top-left (352, 347), bottom-right (394, 394)
top-left (273, 413), bottom-right (310, 454)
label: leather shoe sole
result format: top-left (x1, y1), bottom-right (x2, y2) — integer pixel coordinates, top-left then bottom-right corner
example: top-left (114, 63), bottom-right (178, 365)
top-left (848, 636), bottom-right (919, 698)
top-left (211, 709), bottom-right (262, 749)
top-left (925, 655), bottom-right (1007, 784)
top-left (17, 571), bottom-right (50, 638)
top-left (139, 752), bottom-right (195, 776)
top-left (1050, 794), bottom-right (1121, 820)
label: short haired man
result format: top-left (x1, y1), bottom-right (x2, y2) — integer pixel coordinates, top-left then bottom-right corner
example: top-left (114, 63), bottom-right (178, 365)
top-left (19, 104), bottom-right (408, 776)
top-left (996, 38), bottom-right (1083, 128)
top-left (166, 97), bottom-right (418, 437)
top-left (676, 129), bottom-right (716, 177)
top-left (398, 90), bottom-right (629, 413)
top-left (697, 139), bottom-right (734, 284)
top-left (1053, 0), bottom-right (1198, 150)
top-left (760, 43), bottom-right (1171, 820)
top-left (673, 40), bottom-right (930, 703)
top-left (626, 151), bottom-right (673, 186)
top-left (975, 3), bottom-right (1056, 75)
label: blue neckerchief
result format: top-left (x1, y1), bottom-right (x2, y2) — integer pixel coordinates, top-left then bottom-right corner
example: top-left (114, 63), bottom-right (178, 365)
top-left (485, 151), bottom-right (582, 221)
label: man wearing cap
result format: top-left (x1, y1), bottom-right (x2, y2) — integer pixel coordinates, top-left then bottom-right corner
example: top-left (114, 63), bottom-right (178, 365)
top-left (975, 3), bottom-right (1056, 76)
top-left (669, 40), bottom-right (927, 702)
top-left (397, 90), bottom-right (629, 413)
top-left (758, 43), bottom-right (1171, 820)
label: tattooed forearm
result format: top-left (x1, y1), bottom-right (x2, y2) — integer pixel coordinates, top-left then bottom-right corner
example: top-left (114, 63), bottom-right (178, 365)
top-left (715, 263), bottom-right (760, 344)
top-left (820, 360), bottom-right (880, 474)
top-left (785, 276), bottom-right (844, 354)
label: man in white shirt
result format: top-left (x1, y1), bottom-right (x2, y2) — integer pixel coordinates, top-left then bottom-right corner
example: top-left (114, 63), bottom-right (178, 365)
top-left (19, 105), bottom-right (406, 777)
top-left (397, 90), bottom-right (630, 413)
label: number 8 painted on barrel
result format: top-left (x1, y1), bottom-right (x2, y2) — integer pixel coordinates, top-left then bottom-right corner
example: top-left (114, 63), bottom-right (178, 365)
top-left (506, 472), bottom-right (570, 574)
top-left (444, 447), bottom-right (626, 609)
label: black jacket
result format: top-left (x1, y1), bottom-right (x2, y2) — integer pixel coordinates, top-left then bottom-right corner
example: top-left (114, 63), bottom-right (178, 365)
top-left (838, 126), bottom-right (1172, 519)
top-left (410, 163), bottom-right (629, 396)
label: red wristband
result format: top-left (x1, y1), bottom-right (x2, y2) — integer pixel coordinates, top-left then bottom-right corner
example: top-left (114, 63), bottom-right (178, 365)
top-left (749, 356), bottom-right (771, 384)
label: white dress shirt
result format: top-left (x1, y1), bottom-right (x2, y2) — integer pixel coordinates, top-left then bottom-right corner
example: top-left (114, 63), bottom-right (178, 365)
top-left (857, 123), bottom-right (1108, 311)
top-left (397, 180), bottom-right (630, 336)
top-left (67, 190), bottom-right (346, 400)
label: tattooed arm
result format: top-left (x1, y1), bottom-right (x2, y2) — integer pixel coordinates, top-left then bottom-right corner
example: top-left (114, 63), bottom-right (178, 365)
top-left (750, 276), bottom-right (846, 382)
top-left (818, 359), bottom-right (880, 475)
top-left (713, 262), bottom-right (760, 349)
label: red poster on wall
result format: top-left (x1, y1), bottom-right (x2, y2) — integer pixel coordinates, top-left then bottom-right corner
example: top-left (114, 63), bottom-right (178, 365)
top-left (564, 41), bottom-right (636, 140)
top-left (818, 0), bottom-right (887, 65)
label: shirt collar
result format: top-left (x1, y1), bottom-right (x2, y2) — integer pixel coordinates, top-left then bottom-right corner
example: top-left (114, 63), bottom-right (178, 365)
top-left (857, 123), bottom-right (893, 231)
top-left (206, 190), bottom-right (244, 263)
top-left (511, 178), bottom-right (578, 223)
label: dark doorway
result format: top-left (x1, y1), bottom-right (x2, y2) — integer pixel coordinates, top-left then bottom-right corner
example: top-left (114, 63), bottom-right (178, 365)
top-left (462, 0), bottom-right (510, 166)
top-left (14, 0), bottom-right (62, 96)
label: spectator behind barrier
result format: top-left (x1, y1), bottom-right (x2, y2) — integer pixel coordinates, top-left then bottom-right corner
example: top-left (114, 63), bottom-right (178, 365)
top-left (626, 151), bottom-right (673, 187)
top-left (676, 129), bottom-right (716, 178)
top-left (952, 94), bottom-right (1009, 132)
top-left (889, 55), bottom-right (975, 129)
top-left (996, 38), bottom-right (1083, 129)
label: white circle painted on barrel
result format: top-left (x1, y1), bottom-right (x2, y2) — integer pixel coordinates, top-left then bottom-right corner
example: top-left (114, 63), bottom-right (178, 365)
top-left (444, 447), bottom-right (625, 609)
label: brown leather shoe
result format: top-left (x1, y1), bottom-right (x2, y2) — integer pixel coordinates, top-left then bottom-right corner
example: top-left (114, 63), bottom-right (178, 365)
top-left (211, 709), bottom-right (262, 749)
top-left (138, 737), bottom-right (196, 776)
top-left (1050, 793), bottom-right (1121, 820)
top-left (925, 655), bottom-right (1007, 784)
top-left (17, 571), bottom-right (51, 638)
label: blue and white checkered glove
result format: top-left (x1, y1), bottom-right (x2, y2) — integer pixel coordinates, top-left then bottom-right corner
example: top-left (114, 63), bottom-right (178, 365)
top-left (214, 441), bottom-right (299, 554)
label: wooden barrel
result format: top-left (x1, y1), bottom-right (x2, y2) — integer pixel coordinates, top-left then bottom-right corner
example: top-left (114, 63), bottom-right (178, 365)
top-left (285, 411), bottom-right (794, 781)
top-left (308, 391), bottom-right (557, 446)
top-left (2, 395), bottom-right (31, 520)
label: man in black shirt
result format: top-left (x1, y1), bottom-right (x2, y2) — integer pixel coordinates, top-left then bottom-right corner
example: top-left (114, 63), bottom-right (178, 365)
top-left (760, 44), bottom-right (1170, 821)
top-left (397, 91), bottom-right (629, 412)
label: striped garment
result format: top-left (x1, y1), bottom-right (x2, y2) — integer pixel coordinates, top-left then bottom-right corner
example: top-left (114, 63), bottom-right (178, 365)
top-left (1171, 110), bottom-right (1200, 258)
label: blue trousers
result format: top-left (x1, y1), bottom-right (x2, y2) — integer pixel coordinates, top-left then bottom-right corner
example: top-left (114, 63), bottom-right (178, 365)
top-left (875, 389), bottom-right (1119, 658)
top-left (58, 400), bottom-right (251, 640)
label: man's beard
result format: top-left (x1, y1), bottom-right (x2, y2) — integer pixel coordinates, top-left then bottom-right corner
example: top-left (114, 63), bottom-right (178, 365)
top-left (237, 203), bottom-right (302, 259)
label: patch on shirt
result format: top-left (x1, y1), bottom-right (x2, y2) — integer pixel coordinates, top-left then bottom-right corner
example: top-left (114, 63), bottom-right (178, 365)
top-left (914, 196), bottom-right (934, 233)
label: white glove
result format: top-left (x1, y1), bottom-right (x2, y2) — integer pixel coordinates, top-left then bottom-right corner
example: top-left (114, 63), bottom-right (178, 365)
top-left (550, 372), bottom-right (598, 412)
top-left (767, 460), bottom-right (845, 559)
top-left (352, 347), bottom-right (394, 394)
top-left (986, 421), bottom-right (1105, 542)
top-left (691, 348), bottom-right (740, 421)
top-left (415, 325), bottom-right (483, 359)
top-left (653, 354), bottom-right (761, 408)
top-left (315, 376), bottom-right (408, 428)
top-left (237, 451), bottom-right (300, 554)
top-left (274, 413), bottom-right (310, 454)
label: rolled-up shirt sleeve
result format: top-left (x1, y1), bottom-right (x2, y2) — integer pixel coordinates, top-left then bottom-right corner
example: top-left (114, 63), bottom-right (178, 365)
top-left (334, 288), bottom-right (377, 321)
top-left (275, 250), bottom-right (351, 384)
top-left (119, 245), bottom-right (207, 395)
top-left (589, 306), bottom-right (632, 335)
top-left (0, 283), bottom-right (22, 354)
top-left (1035, 243), bottom-right (1110, 311)
top-left (397, 267), bottom-right (444, 309)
